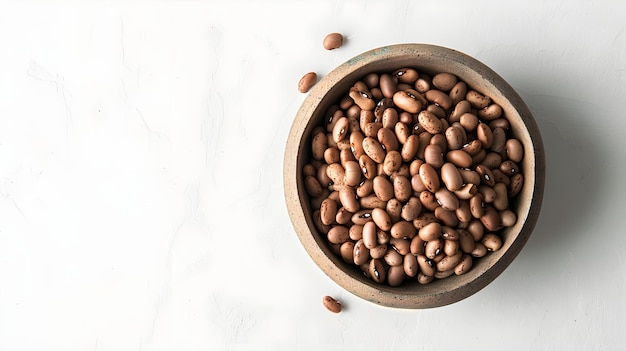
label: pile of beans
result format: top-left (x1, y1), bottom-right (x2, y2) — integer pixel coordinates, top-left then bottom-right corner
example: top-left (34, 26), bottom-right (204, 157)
top-left (302, 68), bottom-right (524, 287)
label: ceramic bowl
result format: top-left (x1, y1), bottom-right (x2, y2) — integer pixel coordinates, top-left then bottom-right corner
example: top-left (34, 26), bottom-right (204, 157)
top-left (284, 44), bottom-right (545, 308)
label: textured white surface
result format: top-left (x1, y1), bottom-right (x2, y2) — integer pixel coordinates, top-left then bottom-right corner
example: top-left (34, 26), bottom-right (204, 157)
top-left (1, 1), bottom-right (625, 350)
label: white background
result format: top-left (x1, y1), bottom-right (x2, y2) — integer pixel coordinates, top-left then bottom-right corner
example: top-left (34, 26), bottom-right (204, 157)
top-left (1, 1), bottom-right (625, 350)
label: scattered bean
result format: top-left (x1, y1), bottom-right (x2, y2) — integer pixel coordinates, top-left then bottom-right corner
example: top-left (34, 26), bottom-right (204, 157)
top-left (323, 295), bottom-right (342, 313)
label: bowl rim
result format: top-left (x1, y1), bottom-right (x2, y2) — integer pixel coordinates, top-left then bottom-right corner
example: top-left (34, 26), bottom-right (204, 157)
top-left (284, 43), bottom-right (545, 309)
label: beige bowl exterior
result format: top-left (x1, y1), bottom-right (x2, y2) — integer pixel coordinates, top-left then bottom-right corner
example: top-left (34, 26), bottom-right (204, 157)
top-left (284, 44), bottom-right (545, 309)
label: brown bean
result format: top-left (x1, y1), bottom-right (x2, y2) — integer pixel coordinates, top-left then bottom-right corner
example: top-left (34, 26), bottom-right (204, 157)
top-left (506, 138), bottom-right (524, 163)
top-left (419, 190), bottom-right (439, 212)
top-left (453, 183), bottom-right (478, 200)
top-left (435, 188), bottom-right (459, 211)
top-left (440, 162), bottom-right (463, 191)
top-left (454, 254), bottom-right (473, 275)
top-left (489, 118), bottom-right (510, 131)
top-left (386, 265), bottom-right (405, 287)
top-left (393, 175), bottom-right (412, 202)
top-left (339, 187), bottom-right (359, 213)
top-left (380, 73), bottom-right (397, 98)
top-left (450, 100), bottom-right (471, 123)
top-left (476, 123), bottom-right (493, 149)
top-left (500, 160), bottom-right (520, 176)
top-left (364, 73), bottom-right (379, 89)
top-left (298, 72), bottom-right (317, 93)
top-left (395, 122), bottom-right (410, 145)
top-left (348, 226), bottom-right (367, 241)
top-left (458, 168), bottom-right (481, 186)
top-left (458, 229), bottom-right (475, 254)
top-left (455, 200), bottom-right (472, 223)
top-left (449, 81), bottom-right (467, 105)
top-left (424, 144), bottom-right (445, 169)
top-left (462, 139), bottom-right (482, 156)
top-left (480, 152), bottom-right (502, 169)
top-left (425, 238), bottom-right (444, 259)
top-left (508, 173), bottom-right (524, 197)
top-left (478, 103), bottom-right (503, 121)
top-left (311, 128), bottom-right (328, 161)
top-left (445, 125), bottom-right (464, 150)
top-left (466, 90), bottom-right (491, 109)
top-left (393, 68), bottom-right (419, 84)
top-left (386, 198), bottom-right (402, 223)
top-left (369, 258), bottom-right (387, 283)
top-left (430, 133), bottom-right (448, 154)
top-left (425, 89), bottom-right (453, 110)
top-left (408, 236), bottom-right (424, 256)
top-left (305, 175), bottom-right (324, 197)
top-left (480, 205), bottom-right (501, 231)
top-left (313, 210), bottom-right (331, 234)
top-left (335, 207), bottom-right (352, 225)
top-left (416, 132), bottom-right (432, 160)
top-left (320, 198), bottom-right (338, 225)
top-left (364, 122), bottom-right (382, 138)
top-left (332, 117), bottom-right (349, 143)
top-left (322, 295), bottom-right (342, 313)
top-left (350, 131), bottom-right (365, 160)
top-left (359, 109), bottom-right (375, 132)
top-left (417, 254), bottom-right (435, 277)
top-left (491, 127), bottom-right (506, 153)
top-left (339, 241), bottom-right (355, 263)
top-left (482, 233), bottom-right (503, 251)
top-left (353, 239), bottom-right (370, 265)
top-left (417, 272), bottom-right (435, 284)
top-left (446, 150), bottom-right (472, 168)
top-left (401, 197), bottom-right (422, 221)
top-left (327, 225), bottom-right (350, 244)
top-left (417, 110), bottom-right (443, 134)
top-left (378, 127), bottom-right (399, 152)
top-left (372, 175), bottom-right (394, 202)
top-left (419, 163), bottom-right (440, 193)
top-left (382, 107), bottom-right (399, 129)
top-left (418, 221), bottom-right (442, 241)
top-left (362, 221), bottom-right (378, 249)
top-left (390, 220), bottom-right (416, 239)
top-left (435, 206), bottom-right (458, 227)
top-left (491, 169), bottom-right (510, 186)
top-left (384, 248), bottom-right (404, 266)
top-left (350, 87), bottom-right (376, 110)
top-left (437, 251), bottom-right (463, 272)
top-left (493, 182), bottom-right (509, 211)
top-left (371, 207), bottom-right (392, 231)
top-left (402, 254), bottom-right (418, 277)
top-left (427, 104), bottom-right (446, 119)
top-left (475, 164), bottom-right (496, 187)
top-left (393, 90), bottom-right (422, 114)
top-left (415, 74), bottom-right (431, 93)
top-left (382, 150), bottom-right (402, 176)
top-left (467, 219), bottom-right (485, 241)
top-left (432, 72), bottom-right (457, 92)
top-left (471, 242), bottom-right (488, 258)
top-left (359, 154), bottom-right (377, 180)
top-left (500, 209), bottom-right (517, 227)
top-left (478, 185), bottom-right (496, 203)
top-left (326, 163), bottom-right (345, 186)
top-left (469, 194), bottom-right (485, 218)
top-left (370, 244), bottom-right (388, 259)
top-left (401, 134), bottom-right (419, 162)
top-left (413, 213), bottom-right (437, 231)
top-left (459, 113), bottom-right (479, 132)
top-left (444, 239), bottom-right (459, 256)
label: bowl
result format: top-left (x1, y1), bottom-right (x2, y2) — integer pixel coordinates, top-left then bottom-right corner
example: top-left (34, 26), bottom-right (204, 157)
top-left (284, 44), bottom-right (545, 309)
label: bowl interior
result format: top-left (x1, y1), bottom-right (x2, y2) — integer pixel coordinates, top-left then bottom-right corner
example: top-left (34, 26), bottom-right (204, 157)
top-left (284, 44), bottom-right (545, 308)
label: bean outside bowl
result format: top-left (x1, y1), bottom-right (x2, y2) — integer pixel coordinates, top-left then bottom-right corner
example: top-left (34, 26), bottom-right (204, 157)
top-left (284, 44), bottom-right (545, 309)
